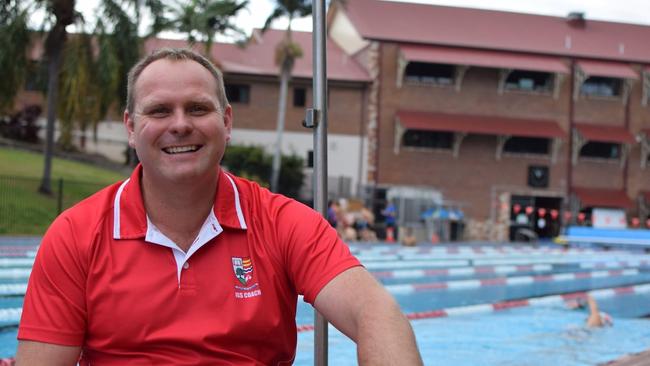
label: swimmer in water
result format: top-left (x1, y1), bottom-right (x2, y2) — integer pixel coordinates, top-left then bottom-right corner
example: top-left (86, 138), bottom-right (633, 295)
top-left (567, 294), bottom-right (613, 328)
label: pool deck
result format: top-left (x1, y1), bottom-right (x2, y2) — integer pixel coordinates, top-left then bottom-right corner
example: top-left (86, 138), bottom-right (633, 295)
top-left (602, 349), bottom-right (650, 366)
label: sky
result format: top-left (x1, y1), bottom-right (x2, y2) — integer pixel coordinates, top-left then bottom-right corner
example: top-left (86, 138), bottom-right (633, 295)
top-left (72, 0), bottom-right (650, 41)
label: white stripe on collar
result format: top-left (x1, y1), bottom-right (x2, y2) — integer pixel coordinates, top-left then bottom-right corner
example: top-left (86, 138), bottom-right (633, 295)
top-left (224, 174), bottom-right (247, 229)
top-left (113, 178), bottom-right (131, 239)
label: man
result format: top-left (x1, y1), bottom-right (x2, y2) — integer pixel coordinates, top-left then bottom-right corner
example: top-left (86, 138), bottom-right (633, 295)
top-left (16, 48), bottom-right (422, 365)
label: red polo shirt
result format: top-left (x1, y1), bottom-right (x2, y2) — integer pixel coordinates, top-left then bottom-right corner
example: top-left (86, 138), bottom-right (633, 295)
top-left (18, 165), bottom-right (361, 365)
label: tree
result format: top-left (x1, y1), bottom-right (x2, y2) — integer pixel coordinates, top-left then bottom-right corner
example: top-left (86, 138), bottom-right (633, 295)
top-left (262, 0), bottom-right (311, 193)
top-left (0, 1), bottom-right (31, 115)
top-left (163, 0), bottom-right (248, 57)
top-left (57, 32), bottom-right (100, 151)
top-left (39, 0), bottom-right (77, 194)
top-left (222, 144), bottom-right (304, 199)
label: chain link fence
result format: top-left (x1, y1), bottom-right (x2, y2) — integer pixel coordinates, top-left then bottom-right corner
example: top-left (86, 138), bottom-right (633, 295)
top-left (0, 175), bottom-right (107, 235)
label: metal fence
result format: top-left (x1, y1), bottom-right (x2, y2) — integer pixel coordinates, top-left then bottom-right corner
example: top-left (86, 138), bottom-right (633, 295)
top-left (0, 175), bottom-right (107, 235)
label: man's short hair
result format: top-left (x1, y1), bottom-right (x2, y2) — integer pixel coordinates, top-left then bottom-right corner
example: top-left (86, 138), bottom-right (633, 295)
top-left (126, 48), bottom-right (229, 115)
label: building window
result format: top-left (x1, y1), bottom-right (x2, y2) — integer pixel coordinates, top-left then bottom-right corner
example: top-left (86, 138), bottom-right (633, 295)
top-left (24, 61), bottom-right (47, 92)
top-left (225, 84), bottom-right (250, 104)
top-left (580, 142), bottom-right (621, 159)
top-left (306, 150), bottom-right (313, 168)
top-left (404, 62), bottom-right (455, 86)
top-left (403, 130), bottom-right (453, 149)
top-left (580, 77), bottom-right (623, 97)
top-left (293, 87), bottom-right (306, 107)
top-left (505, 71), bottom-right (553, 92)
top-left (504, 137), bottom-right (550, 155)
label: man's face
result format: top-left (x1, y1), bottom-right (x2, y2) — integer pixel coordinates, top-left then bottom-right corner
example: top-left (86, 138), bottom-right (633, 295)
top-left (124, 59), bottom-right (232, 185)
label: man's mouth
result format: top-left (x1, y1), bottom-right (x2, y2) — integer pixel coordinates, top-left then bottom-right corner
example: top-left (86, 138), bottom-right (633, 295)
top-left (162, 145), bottom-right (202, 154)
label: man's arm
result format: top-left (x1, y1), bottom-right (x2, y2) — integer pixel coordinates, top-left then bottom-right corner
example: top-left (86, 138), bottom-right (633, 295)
top-left (313, 266), bottom-right (423, 366)
top-left (15, 341), bottom-right (80, 366)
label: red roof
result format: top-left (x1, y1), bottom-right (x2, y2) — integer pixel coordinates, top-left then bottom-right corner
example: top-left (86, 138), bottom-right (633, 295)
top-left (573, 187), bottom-right (633, 209)
top-left (340, 0), bottom-right (650, 63)
top-left (396, 111), bottom-right (565, 138)
top-left (145, 30), bottom-right (370, 82)
top-left (400, 45), bottom-right (569, 73)
top-left (574, 123), bottom-right (636, 144)
top-left (576, 60), bottom-right (639, 79)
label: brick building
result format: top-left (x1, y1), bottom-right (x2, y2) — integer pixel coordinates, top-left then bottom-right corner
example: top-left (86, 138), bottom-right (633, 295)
top-left (327, 0), bottom-right (650, 240)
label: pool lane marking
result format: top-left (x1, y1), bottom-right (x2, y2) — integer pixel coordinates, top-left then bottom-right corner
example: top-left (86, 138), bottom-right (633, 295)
top-left (352, 246), bottom-right (605, 256)
top-left (0, 258), bottom-right (36, 268)
top-left (0, 268), bottom-right (32, 279)
top-left (356, 251), bottom-right (641, 262)
top-left (292, 282), bottom-right (650, 331)
top-left (0, 284), bottom-right (28, 296)
top-left (2, 282), bottom-right (649, 331)
top-left (373, 264), bottom-right (555, 279)
top-left (372, 261), bottom-right (650, 280)
top-left (384, 269), bottom-right (640, 294)
top-left (364, 257), bottom-right (650, 270)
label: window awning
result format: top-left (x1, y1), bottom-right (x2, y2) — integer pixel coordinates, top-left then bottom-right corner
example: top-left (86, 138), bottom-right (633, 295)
top-left (399, 45), bottom-right (569, 74)
top-left (396, 111), bottom-right (565, 138)
top-left (573, 187), bottom-right (633, 209)
top-left (574, 123), bottom-right (636, 144)
top-left (576, 60), bottom-right (639, 80)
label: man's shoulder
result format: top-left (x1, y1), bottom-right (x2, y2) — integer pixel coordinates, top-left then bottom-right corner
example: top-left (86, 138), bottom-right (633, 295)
top-left (55, 180), bottom-right (125, 231)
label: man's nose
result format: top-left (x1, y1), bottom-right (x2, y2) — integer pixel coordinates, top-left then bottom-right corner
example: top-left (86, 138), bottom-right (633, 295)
top-left (168, 110), bottom-right (194, 135)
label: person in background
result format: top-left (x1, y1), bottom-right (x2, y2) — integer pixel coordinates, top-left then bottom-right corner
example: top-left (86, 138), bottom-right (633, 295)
top-left (401, 227), bottom-right (417, 247)
top-left (327, 200), bottom-right (339, 229)
top-left (16, 48), bottom-right (423, 366)
top-left (567, 295), bottom-right (613, 328)
top-left (382, 202), bottom-right (397, 242)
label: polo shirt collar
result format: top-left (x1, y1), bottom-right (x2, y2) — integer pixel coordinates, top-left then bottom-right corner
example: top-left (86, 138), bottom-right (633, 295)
top-left (113, 164), bottom-right (248, 240)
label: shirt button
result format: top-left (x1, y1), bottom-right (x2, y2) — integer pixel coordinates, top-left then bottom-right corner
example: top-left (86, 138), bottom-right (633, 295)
top-left (183, 262), bottom-right (190, 270)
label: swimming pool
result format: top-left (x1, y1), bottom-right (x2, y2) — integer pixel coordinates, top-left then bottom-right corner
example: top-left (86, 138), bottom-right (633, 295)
top-left (1, 240), bottom-right (649, 365)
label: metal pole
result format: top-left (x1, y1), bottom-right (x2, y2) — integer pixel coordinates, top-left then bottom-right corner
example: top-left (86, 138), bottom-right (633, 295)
top-left (57, 178), bottom-right (64, 215)
top-left (309, 0), bottom-right (329, 364)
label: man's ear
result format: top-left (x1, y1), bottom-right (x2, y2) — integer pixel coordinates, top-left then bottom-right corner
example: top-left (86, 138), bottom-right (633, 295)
top-left (124, 110), bottom-right (136, 148)
top-left (223, 104), bottom-right (233, 143)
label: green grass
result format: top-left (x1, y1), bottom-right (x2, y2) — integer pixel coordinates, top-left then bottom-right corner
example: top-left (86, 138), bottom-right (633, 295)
top-left (0, 147), bottom-right (128, 235)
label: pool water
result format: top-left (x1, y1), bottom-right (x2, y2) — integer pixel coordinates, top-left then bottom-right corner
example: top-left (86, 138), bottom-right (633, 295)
top-left (295, 296), bottom-right (650, 366)
top-left (1, 241), bottom-right (650, 365)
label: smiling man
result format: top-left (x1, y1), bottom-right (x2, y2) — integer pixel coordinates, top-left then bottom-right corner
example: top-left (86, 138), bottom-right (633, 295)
top-left (16, 48), bottom-right (422, 365)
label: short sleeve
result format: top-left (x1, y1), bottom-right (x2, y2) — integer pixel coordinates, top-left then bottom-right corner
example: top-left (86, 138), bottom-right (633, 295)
top-left (276, 201), bottom-right (361, 304)
top-left (18, 213), bottom-right (88, 346)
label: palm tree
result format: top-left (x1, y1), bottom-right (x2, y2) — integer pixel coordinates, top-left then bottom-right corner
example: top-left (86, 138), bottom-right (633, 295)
top-left (38, 0), bottom-right (76, 194)
top-left (263, 0), bottom-right (311, 193)
top-left (0, 1), bottom-right (31, 115)
top-left (164, 0), bottom-right (248, 57)
top-left (57, 32), bottom-right (100, 151)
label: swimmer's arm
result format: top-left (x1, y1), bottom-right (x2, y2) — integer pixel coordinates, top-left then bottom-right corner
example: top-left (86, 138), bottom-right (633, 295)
top-left (585, 296), bottom-right (604, 327)
top-left (15, 341), bottom-right (80, 366)
top-left (314, 266), bottom-right (423, 366)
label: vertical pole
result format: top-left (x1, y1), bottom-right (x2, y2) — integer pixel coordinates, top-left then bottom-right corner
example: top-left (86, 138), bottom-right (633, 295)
top-left (312, 0), bottom-right (328, 364)
top-left (57, 178), bottom-right (64, 215)
top-left (566, 61), bottom-right (575, 228)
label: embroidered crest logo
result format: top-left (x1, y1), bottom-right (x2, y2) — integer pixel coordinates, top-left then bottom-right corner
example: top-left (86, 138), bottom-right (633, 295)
top-left (232, 257), bottom-right (253, 285)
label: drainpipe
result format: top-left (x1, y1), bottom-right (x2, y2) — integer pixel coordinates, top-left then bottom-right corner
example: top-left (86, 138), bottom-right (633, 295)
top-left (623, 84), bottom-right (631, 196)
top-left (566, 60), bottom-right (576, 224)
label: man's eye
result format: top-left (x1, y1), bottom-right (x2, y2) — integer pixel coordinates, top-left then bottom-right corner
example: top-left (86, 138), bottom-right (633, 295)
top-left (188, 104), bottom-right (209, 116)
top-left (148, 108), bottom-right (170, 117)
